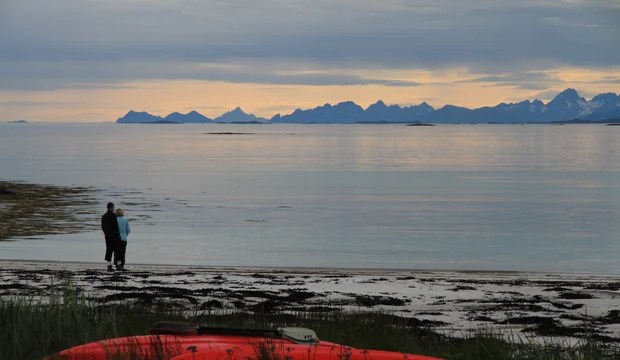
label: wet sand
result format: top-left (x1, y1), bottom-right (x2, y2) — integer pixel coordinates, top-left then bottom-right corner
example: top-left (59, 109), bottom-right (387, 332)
top-left (0, 180), bottom-right (99, 241)
top-left (1, 260), bottom-right (618, 345)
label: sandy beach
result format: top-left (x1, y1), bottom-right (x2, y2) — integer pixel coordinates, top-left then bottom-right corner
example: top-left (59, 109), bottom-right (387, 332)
top-left (1, 260), bottom-right (618, 345)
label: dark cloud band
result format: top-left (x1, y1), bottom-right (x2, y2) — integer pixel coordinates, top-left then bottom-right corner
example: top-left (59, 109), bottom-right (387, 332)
top-left (0, 0), bottom-right (618, 90)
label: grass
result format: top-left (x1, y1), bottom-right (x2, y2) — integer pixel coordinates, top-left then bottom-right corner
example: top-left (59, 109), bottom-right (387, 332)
top-left (0, 286), bottom-right (618, 360)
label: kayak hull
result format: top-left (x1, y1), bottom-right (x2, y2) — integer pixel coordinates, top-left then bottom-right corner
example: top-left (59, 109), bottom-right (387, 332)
top-left (50, 335), bottom-right (442, 360)
top-left (49, 323), bottom-right (443, 360)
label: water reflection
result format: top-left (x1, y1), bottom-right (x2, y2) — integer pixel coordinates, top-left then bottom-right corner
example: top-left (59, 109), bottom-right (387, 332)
top-left (1, 123), bottom-right (620, 273)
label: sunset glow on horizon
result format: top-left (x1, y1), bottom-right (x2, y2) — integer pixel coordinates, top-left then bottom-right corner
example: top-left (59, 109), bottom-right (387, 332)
top-left (1, 0), bottom-right (619, 123)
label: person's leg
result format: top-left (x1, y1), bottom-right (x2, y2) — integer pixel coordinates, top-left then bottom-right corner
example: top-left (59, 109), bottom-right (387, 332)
top-left (120, 241), bottom-right (127, 269)
top-left (104, 239), bottom-right (114, 271)
top-left (113, 240), bottom-right (120, 270)
top-left (104, 242), bottom-right (112, 262)
top-left (116, 241), bottom-right (127, 270)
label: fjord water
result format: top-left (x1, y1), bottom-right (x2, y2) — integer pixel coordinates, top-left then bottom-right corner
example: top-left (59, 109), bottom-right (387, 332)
top-left (1, 123), bottom-right (620, 274)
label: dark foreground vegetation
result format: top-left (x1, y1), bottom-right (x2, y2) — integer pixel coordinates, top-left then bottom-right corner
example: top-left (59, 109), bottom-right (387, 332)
top-left (1, 287), bottom-right (618, 360)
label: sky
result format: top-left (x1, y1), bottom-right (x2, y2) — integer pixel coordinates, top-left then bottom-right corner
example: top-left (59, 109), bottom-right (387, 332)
top-left (1, 0), bottom-right (619, 122)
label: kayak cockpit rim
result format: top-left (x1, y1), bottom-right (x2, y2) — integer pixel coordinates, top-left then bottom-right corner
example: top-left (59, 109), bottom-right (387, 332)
top-left (147, 321), bottom-right (320, 344)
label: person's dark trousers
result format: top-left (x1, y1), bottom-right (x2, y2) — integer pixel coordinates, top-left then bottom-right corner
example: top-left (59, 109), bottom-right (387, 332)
top-left (104, 237), bottom-right (116, 262)
top-left (116, 241), bottom-right (127, 269)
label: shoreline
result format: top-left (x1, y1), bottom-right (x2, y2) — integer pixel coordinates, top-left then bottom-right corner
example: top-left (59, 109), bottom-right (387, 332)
top-left (1, 260), bottom-right (619, 345)
top-left (1, 258), bottom-right (619, 278)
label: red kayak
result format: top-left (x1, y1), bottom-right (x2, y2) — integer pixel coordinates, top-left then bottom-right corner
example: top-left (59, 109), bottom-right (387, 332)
top-left (49, 322), bottom-right (444, 360)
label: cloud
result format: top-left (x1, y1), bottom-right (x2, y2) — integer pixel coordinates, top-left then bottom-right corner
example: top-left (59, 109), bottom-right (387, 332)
top-left (0, 60), bottom-right (421, 91)
top-left (459, 71), bottom-right (566, 90)
top-left (0, 0), bottom-right (619, 90)
top-left (0, 100), bottom-right (85, 108)
top-left (589, 77), bottom-right (620, 84)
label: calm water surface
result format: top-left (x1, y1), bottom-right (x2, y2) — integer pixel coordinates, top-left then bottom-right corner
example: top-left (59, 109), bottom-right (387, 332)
top-left (1, 123), bottom-right (619, 273)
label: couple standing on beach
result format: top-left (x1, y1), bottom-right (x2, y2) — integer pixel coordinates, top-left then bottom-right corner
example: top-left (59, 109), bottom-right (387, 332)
top-left (101, 202), bottom-right (131, 272)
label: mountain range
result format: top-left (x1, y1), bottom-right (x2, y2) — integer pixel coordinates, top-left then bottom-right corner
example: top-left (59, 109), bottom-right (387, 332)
top-left (115, 89), bottom-right (620, 124)
top-left (116, 107), bottom-right (269, 124)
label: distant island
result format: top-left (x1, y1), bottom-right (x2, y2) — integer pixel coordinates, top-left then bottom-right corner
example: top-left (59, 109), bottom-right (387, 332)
top-left (137, 120), bottom-right (182, 124)
top-left (405, 122), bottom-right (435, 127)
top-left (217, 121), bottom-right (267, 124)
top-left (7, 120), bottom-right (28, 124)
top-left (115, 89), bottom-right (620, 125)
top-left (549, 118), bottom-right (620, 124)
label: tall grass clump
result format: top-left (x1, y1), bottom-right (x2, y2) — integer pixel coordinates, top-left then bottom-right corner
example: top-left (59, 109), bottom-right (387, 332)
top-left (0, 285), bottom-right (618, 360)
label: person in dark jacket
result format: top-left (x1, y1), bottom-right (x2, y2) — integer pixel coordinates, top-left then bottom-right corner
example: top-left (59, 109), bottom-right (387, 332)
top-left (101, 202), bottom-right (121, 272)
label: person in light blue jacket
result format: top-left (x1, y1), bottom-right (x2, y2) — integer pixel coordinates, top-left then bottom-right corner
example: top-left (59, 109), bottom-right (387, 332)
top-left (114, 208), bottom-right (131, 271)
